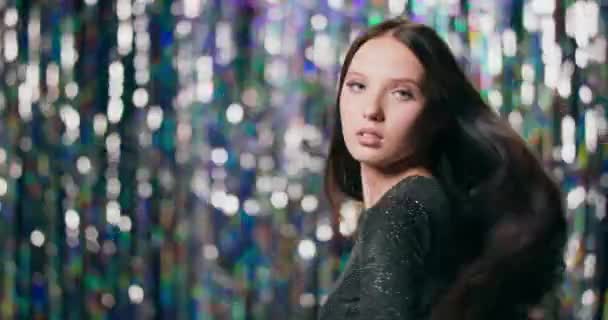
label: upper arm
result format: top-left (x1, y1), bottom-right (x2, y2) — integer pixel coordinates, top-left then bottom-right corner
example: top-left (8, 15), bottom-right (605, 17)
top-left (358, 195), bottom-right (434, 319)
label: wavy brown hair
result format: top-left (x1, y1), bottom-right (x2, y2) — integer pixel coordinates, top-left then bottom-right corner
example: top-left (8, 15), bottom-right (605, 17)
top-left (323, 17), bottom-right (567, 320)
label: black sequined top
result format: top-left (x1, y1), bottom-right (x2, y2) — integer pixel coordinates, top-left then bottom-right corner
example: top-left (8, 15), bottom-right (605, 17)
top-left (318, 175), bottom-right (454, 320)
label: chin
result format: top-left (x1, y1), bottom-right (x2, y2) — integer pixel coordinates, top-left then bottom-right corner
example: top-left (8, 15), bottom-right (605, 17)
top-left (349, 149), bottom-right (389, 165)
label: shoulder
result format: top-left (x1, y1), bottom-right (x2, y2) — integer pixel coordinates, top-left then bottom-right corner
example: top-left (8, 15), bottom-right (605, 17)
top-left (363, 175), bottom-right (450, 236)
top-left (358, 175), bottom-right (451, 238)
top-left (398, 175), bottom-right (450, 217)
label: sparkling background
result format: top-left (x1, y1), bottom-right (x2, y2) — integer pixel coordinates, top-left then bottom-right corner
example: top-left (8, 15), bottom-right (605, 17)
top-left (0, 0), bottom-right (606, 319)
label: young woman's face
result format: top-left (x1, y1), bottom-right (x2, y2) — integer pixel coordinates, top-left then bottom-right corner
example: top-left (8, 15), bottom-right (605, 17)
top-left (340, 35), bottom-right (428, 168)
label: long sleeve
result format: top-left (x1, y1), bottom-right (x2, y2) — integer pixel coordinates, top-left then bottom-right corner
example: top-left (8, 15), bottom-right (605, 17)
top-left (358, 195), bottom-right (434, 319)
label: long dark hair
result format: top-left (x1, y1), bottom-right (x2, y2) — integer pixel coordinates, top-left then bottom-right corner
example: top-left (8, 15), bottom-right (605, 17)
top-left (323, 17), bottom-right (567, 320)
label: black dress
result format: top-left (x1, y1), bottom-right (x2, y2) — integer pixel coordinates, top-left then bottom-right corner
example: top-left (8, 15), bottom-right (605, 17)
top-left (318, 175), bottom-right (454, 320)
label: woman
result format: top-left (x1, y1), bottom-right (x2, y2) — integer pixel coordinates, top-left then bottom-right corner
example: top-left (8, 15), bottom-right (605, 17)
top-left (319, 17), bottom-right (567, 320)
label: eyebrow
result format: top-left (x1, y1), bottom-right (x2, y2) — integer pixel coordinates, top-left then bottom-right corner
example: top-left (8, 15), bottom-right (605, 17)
top-left (345, 70), bottom-right (421, 88)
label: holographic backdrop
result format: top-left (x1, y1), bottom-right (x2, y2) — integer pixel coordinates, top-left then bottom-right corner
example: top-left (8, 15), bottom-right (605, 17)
top-left (0, 0), bottom-right (606, 319)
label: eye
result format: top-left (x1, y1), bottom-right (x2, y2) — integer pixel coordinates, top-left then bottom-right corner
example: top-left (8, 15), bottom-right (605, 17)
top-left (345, 81), bottom-right (365, 92)
top-left (393, 89), bottom-right (414, 101)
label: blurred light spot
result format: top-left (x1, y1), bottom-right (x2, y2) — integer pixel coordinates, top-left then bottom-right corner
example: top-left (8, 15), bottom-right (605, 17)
top-left (264, 30), bottom-right (281, 55)
top-left (241, 87), bottom-right (258, 107)
top-left (175, 20), bottom-right (191, 37)
top-left (271, 176), bottom-right (287, 191)
top-left (244, 199), bottom-right (260, 216)
top-left (211, 148), bottom-right (228, 165)
top-left (196, 81), bottom-right (214, 103)
top-left (101, 293), bottom-right (115, 308)
top-left (566, 1), bottom-right (599, 47)
top-left (328, 0), bottom-right (343, 10)
top-left (239, 153), bottom-right (256, 169)
top-left (94, 114), bottom-right (108, 136)
top-left (211, 190), bottom-right (226, 209)
top-left (128, 285), bottom-right (144, 304)
top-left (316, 224), bottom-right (333, 242)
top-left (301, 195), bottom-right (318, 212)
top-left (223, 193), bottom-right (239, 216)
top-left (585, 109), bottom-right (598, 152)
top-left (258, 156), bottom-right (275, 171)
top-left (271, 191), bottom-right (288, 209)
top-left (65, 82), bottom-right (79, 99)
top-left (196, 55), bottom-right (213, 81)
top-left (311, 14), bottom-right (328, 31)
top-left (508, 111), bottom-right (523, 134)
top-left (4, 8), bottom-right (18, 27)
top-left (60, 105), bottom-right (80, 131)
top-left (9, 162), bottom-right (22, 179)
top-left (502, 29), bottom-right (517, 57)
top-left (488, 38), bottom-right (502, 76)
top-left (65, 209), bottom-right (80, 230)
top-left (4, 29), bottom-right (18, 62)
top-left (284, 126), bottom-right (303, 149)
top-left (256, 176), bottom-right (273, 193)
top-left (339, 200), bottom-right (360, 236)
top-left (521, 64), bottom-right (535, 82)
top-left (85, 225), bottom-right (99, 241)
top-left (298, 239), bottom-right (316, 260)
top-left (521, 82), bottom-right (535, 106)
top-left (530, 0), bottom-right (554, 14)
top-left (567, 186), bottom-right (586, 210)
top-left (0, 177), bottom-right (8, 196)
top-left (226, 103), bottom-right (244, 124)
top-left (137, 182), bottom-right (153, 198)
top-left (107, 99), bottom-right (124, 123)
top-left (287, 183), bottom-right (303, 200)
top-left (584, 253), bottom-right (596, 278)
top-left (488, 90), bottom-right (502, 110)
top-left (578, 85), bottom-right (592, 104)
top-left (61, 34), bottom-right (77, 69)
top-left (203, 244), bottom-right (219, 260)
top-left (146, 106), bottom-right (163, 131)
top-left (77, 156), bottom-right (92, 174)
top-left (106, 201), bottom-right (121, 225)
top-left (561, 115), bottom-right (576, 163)
top-left (119, 215), bottom-right (132, 232)
top-left (133, 88), bottom-right (148, 108)
top-left (313, 33), bottom-right (335, 68)
top-left (116, 0), bottom-right (132, 20)
top-left (582, 289), bottom-right (596, 306)
top-left (106, 177), bottom-right (121, 198)
top-left (575, 48), bottom-right (589, 68)
top-left (105, 133), bottom-right (121, 155)
top-left (31, 230), bottom-right (45, 247)
top-left (388, 0), bottom-right (407, 15)
top-left (184, 0), bottom-right (203, 18)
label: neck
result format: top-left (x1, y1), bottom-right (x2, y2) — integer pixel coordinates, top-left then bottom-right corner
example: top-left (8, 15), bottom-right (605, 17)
top-left (360, 156), bottom-right (432, 209)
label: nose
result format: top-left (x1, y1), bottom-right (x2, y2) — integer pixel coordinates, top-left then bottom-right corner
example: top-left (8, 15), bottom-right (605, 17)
top-left (363, 93), bottom-right (384, 121)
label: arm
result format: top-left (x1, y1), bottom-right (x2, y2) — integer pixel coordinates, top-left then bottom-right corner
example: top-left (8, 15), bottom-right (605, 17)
top-left (358, 196), bottom-right (434, 319)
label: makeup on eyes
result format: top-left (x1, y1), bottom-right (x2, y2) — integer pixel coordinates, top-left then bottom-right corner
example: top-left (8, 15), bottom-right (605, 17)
top-left (344, 80), bottom-right (416, 101)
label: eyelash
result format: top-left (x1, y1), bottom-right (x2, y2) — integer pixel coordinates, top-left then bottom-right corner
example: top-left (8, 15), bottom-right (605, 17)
top-left (345, 81), bottom-right (414, 101)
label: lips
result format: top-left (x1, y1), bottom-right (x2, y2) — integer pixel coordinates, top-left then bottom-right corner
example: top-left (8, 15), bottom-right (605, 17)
top-left (356, 128), bottom-right (383, 147)
top-left (356, 128), bottom-right (383, 139)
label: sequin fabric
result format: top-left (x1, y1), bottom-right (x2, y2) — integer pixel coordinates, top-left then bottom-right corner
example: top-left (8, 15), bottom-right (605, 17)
top-left (318, 175), bottom-right (453, 320)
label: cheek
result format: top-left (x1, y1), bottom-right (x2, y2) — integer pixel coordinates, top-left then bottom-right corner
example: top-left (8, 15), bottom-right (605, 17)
top-left (339, 95), bottom-right (357, 133)
top-left (385, 106), bottom-right (424, 141)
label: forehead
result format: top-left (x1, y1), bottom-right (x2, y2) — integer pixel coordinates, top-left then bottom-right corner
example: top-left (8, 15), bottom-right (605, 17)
top-left (348, 35), bottom-right (424, 81)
